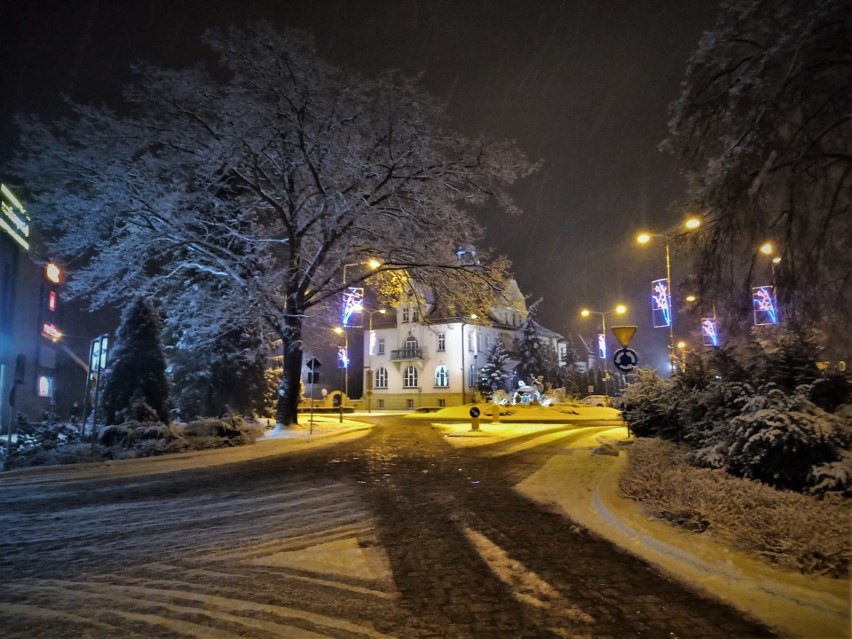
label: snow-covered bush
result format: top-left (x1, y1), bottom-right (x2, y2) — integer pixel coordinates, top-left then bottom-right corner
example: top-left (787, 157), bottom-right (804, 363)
top-left (4, 413), bottom-right (266, 470)
top-left (3, 412), bottom-right (84, 468)
top-left (620, 369), bottom-right (681, 440)
top-left (718, 389), bottom-right (851, 494)
top-left (621, 438), bottom-right (850, 577)
top-left (180, 415), bottom-right (264, 447)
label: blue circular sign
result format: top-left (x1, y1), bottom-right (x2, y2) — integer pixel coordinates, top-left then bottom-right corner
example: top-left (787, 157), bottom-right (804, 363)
top-left (613, 348), bottom-right (639, 372)
top-left (469, 406), bottom-right (481, 418)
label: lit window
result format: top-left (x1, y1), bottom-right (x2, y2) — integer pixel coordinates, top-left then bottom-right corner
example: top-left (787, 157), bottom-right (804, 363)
top-left (37, 375), bottom-right (54, 398)
top-left (435, 365), bottom-right (449, 387)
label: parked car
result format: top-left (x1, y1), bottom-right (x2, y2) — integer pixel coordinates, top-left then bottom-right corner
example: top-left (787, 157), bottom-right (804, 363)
top-left (579, 395), bottom-right (611, 407)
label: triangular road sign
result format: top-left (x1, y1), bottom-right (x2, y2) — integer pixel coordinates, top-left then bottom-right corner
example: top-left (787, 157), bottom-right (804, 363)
top-left (611, 326), bottom-right (637, 348)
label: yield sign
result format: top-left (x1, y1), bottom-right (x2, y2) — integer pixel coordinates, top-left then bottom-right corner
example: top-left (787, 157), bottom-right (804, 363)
top-left (611, 326), bottom-right (637, 348)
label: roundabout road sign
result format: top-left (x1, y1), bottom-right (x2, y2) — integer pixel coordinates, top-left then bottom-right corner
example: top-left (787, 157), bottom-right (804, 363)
top-left (613, 348), bottom-right (639, 372)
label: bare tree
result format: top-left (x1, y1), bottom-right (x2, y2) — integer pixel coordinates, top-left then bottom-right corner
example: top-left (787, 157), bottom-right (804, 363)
top-left (7, 22), bottom-right (537, 426)
top-left (664, 0), bottom-right (851, 353)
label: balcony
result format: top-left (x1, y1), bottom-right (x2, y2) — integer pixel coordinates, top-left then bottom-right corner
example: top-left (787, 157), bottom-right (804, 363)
top-left (390, 347), bottom-right (426, 360)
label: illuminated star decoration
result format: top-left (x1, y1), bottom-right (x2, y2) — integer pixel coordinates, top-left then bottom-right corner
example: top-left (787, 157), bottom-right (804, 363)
top-left (341, 287), bottom-right (364, 327)
top-left (752, 286), bottom-right (778, 325)
top-left (701, 317), bottom-right (719, 347)
top-left (651, 278), bottom-right (671, 327)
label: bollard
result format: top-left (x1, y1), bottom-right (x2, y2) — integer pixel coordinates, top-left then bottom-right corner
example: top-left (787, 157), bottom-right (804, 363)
top-left (491, 405), bottom-right (500, 423)
top-left (469, 405), bottom-right (481, 432)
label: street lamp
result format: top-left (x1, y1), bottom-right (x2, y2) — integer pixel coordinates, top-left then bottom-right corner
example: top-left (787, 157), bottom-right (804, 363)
top-left (343, 258), bottom-right (382, 288)
top-left (580, 305), bottom-right (627, 398)
top-left (364, 308), bottom-right (386, 413)
top-left (460, 313), bottom-right (477, 405)
top-left (759, 241), bottom-right (782, 283)
top-left (333, 326), bottom-right (348, 414)
top-left (636, 216), bottom-right (701, 373)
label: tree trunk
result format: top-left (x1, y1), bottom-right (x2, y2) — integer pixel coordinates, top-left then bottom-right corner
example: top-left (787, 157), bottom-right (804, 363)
top-left (275, 313), bottom-right (304, 428)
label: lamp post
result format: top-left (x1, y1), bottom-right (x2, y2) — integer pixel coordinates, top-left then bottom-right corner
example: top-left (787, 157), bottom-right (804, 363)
top-left (343, 258), bottom-right (382, 289)
top-left (580, 305), bottom-right (626, 398)
top-left (460, 314), bottom-right (477, 405)
top-left (637, 216), bottom-right (700, 373)
top-left (759, 241), bottom-right (782, 286)
top-left (364, 308), bottom-right (386, 412)
top-left (333, 326), bottom-right (348, 419)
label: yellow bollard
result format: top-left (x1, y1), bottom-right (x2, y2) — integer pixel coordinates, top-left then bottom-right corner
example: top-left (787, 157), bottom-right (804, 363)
top-left (469, 406), bottom-right (481, 431)
top-left (492, 405), bottom-right (500, 423)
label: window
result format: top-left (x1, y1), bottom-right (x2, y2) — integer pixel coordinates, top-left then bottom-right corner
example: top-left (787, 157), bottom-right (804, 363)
top-left (402, 336), bottom-right (418, 358)
top-left (406, 399), bottom-right (415, 409)
top-left (412, 309), bottom-right (419, 323)
top-left (467, 331), bottom-right (474, 352)
top-left (435, 365), bottom-right (449, 387)
top-left (374, 367), bottom-right (388, 389)
top-left (377, 337), bottom-right (385, 355)
top-left (438, 398), bottom-right (446, 408)
top-left (403, 366), bottom-right (418, 388)
top-left (402, 307), bottom-right (409, 323)
top-left (378, 399), bottom-right (385, 409)
top-left (37, 375), bottom-right (54, 398)
top-left (468, 364), bottom-right (477, 388)
top-left (437, 332), bottom-right (446, 351)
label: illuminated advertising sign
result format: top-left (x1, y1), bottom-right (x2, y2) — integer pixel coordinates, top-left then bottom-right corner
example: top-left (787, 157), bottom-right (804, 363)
top-left (701, 317), bottom-right (719, 347)
top-left (651, 278), bottom-right (671, 328)
top-left (88, 334), bottom-right (109, 380)
top-left (597, 332), bottom-right (606, 359)
top-left (341, 287), bottom-right (364, 328)
top-left (41, 323), bottom-right (63, 342)
top-left (0, 184), bottom-right (31, 250)
top-left (753, 286), bottom-right (779, 325)
top-left (337, 346), bottom-right (349, 369)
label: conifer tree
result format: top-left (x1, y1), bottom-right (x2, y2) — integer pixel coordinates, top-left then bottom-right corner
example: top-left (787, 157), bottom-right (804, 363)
top-left (101, 298), bottom-right (170, 424)
top-left (479, 339), bottom-right (510, 397)
top-left (515, 304), bottom-right (547, 386)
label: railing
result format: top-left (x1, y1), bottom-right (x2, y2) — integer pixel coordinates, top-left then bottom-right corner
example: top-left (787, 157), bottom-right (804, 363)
top-left (390, 347), bottom-right (425, 360)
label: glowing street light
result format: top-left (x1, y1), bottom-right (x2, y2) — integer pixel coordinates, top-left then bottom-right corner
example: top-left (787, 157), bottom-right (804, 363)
top-left (636, 217), bottom-right (701, 372)
top-left (580, 305), bottom-right (627, 397)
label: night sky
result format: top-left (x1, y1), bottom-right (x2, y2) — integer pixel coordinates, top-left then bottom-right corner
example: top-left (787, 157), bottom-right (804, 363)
top-left (2, 0), bottom-right (722, 370)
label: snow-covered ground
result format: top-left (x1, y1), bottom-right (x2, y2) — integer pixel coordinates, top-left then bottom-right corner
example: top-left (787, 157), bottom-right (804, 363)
top-left (1, 405), bottom-right (848, 638)
top-left (412, 406), bottom-right (848, 639)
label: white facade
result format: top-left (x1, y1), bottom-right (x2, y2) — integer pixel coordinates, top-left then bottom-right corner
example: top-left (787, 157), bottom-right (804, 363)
top-left (361, 280), bottom-right (564, 410)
